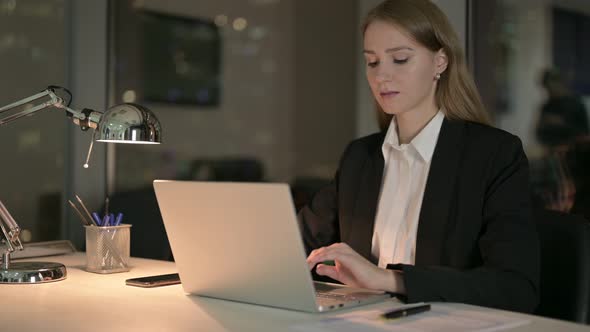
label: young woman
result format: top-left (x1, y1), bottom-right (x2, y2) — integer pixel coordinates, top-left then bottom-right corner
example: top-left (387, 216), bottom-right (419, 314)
top-left (299, 0), bottom-right (539, 313)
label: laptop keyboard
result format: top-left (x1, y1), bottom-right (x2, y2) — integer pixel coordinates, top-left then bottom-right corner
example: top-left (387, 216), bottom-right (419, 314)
top-left (316, 291), bottom-right (360, 302)
top-left (314, 282), bottom-right (390, 309)
top-left (316, 292), bottom-right (358, 308)
top-left (315, 282), bottom-right (359, 299)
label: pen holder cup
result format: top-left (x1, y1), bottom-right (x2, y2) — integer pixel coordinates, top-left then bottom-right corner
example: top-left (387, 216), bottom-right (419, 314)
top-left (85, 224), bottom-right (131, 274)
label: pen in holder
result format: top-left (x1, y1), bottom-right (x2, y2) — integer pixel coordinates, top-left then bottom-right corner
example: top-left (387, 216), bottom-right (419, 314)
top-left (85, 224), bottom-right (131, 274)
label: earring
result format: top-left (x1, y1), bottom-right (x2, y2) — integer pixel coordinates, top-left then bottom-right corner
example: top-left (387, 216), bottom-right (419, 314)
top-left (435, 73), bottom-right (441, 80)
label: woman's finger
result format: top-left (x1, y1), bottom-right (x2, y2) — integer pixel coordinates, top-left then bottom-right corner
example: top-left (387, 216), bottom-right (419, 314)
top-left (307, 251), bottom-right (345, 269)
top-left (307, 243), bottom-right (353, 268)
top-left (315, 263), bottom-right (339, 280)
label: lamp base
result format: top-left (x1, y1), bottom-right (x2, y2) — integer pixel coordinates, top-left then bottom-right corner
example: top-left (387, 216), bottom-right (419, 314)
top-left (0, 261), bottom-right (66, 283)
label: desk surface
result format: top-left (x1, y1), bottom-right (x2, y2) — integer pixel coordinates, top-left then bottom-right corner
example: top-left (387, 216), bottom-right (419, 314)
top-left (2, 253), bottom-right (588, 332)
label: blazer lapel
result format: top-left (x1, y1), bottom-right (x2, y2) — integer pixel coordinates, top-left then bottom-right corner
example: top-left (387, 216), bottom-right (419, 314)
top-left (415, 118), bottom-right (465, 266)
top-left (347, 135), bottom-right (384, 262)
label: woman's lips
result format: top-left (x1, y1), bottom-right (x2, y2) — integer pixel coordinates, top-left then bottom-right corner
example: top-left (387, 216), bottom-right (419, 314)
top-left (380, 91), bottom-right (399, 98)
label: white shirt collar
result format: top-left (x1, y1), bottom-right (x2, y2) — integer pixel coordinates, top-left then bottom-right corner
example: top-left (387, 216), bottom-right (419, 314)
top-left (382, 110), bottom-right (445, 163)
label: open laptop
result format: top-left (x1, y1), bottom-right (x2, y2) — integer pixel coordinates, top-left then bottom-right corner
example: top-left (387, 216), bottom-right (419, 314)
top-left (153, 180), bottom-right (392, 312)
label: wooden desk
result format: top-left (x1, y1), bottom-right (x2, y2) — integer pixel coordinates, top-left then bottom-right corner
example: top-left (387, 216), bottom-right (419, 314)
top-left (2, 253), bottom-right (588, 331)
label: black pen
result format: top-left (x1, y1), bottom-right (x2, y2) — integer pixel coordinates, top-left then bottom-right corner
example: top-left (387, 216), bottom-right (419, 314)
top-left (381, 303), bottom-right (431, 320)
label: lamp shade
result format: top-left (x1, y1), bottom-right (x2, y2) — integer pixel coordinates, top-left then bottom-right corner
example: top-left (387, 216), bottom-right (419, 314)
top-left (95, 103), bottom-right (161, 144)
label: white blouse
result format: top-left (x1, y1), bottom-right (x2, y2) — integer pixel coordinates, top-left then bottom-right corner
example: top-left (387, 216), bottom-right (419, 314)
top-left (371, 111), bottom-right (444, 268)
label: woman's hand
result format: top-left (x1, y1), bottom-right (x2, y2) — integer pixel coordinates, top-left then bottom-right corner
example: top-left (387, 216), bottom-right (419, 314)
top-left (306, 242), bottom-right (404, 293)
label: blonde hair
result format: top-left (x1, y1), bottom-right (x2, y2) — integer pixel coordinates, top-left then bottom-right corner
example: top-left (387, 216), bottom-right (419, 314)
top-left (363, 0), bottom-right (491, 130)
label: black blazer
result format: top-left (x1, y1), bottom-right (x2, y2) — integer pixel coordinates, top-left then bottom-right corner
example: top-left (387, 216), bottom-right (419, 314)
top-left (298, 118), bottom-right (540, 313)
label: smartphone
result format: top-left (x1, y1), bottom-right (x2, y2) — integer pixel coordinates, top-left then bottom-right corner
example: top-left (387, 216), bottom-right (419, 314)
top-left (125, 273), bottom-right (181, 288)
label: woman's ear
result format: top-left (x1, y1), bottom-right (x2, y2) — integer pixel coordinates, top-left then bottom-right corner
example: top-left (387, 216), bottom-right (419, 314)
top-left (435, 48), bottom-right (448, 74)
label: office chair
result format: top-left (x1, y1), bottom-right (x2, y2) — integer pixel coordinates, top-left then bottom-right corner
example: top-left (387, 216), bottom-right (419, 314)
top-left (534, 209), bottom-right (590, 324)
top-left (107, 186), bottom-right (173, 261)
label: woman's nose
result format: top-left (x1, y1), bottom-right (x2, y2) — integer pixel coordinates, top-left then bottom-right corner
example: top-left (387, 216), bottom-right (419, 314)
top-left (375, 67), bottom-right (392, 82)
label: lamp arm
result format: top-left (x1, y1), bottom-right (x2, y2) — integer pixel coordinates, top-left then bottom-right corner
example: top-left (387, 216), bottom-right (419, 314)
top-left (0, 199), bottom-right (23, 255)
top-left (0, 88), bottom-right (103, 129)
top-left (0, 87), bottom-right (103, 262)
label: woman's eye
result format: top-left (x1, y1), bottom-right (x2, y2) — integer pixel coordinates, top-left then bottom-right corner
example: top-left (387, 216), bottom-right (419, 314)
top-left (394, 58), bottom-right (409, 64)
top-left (367, 61), bottom-right (379, 68)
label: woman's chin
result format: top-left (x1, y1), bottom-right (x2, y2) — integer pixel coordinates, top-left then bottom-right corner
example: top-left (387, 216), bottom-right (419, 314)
top-left (380, 107), bottom-right (403, 115)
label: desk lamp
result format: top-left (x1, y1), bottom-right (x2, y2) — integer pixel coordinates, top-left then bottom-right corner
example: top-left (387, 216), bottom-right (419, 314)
top-left (0, 86), bottom-right (161, 283)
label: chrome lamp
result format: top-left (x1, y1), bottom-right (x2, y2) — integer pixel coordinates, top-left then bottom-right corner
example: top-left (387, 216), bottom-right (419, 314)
top-left (0, 86), bottom-right (161, 283)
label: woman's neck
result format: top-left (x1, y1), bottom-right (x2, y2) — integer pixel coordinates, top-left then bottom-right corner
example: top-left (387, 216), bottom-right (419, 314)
top-left (395, 104), bottom-right (439, 144)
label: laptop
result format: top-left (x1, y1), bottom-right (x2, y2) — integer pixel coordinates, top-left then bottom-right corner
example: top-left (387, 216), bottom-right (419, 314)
top-left (153, 180), bottom-right (392, 312)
